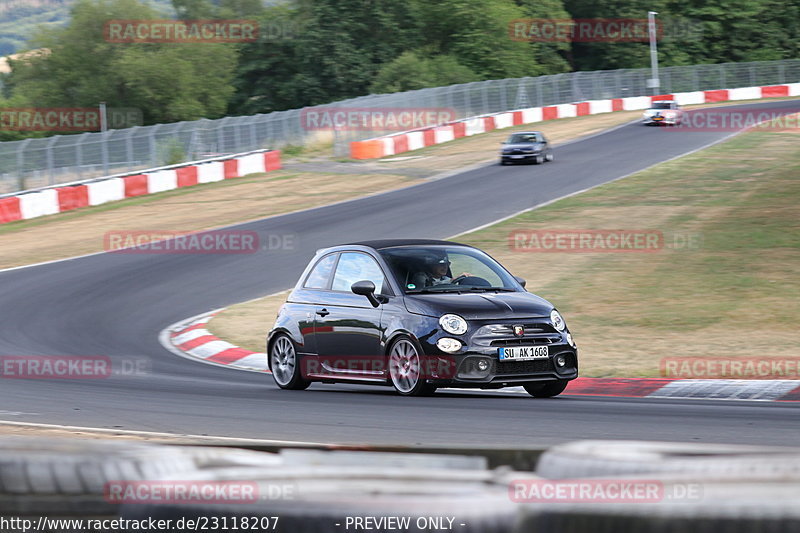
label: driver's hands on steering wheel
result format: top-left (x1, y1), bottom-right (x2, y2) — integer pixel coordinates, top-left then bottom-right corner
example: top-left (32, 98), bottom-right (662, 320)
top-left (451, 272), bottom-right (473, 284)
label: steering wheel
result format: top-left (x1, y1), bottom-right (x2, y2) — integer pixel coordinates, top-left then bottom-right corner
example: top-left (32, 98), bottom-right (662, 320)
top-left (451, 275), bottom-right (469, 284)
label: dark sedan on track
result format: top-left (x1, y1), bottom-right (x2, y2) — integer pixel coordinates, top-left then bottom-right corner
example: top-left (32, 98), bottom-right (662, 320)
top-left (499, 131), bottom-right (554, 165)
top-left (267, 239), bottom-right (578, 397)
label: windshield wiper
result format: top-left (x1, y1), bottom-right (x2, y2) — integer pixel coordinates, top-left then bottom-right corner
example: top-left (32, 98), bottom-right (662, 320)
top-left (463, 287), bottom-right (516, 292)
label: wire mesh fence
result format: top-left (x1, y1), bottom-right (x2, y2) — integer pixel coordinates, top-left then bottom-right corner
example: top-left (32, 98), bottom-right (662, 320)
top-left (2, 58), bottom-right (799, 194)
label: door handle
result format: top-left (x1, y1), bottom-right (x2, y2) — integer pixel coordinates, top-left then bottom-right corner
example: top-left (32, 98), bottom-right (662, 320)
top-left (316, 308), bottom-right (330, 317)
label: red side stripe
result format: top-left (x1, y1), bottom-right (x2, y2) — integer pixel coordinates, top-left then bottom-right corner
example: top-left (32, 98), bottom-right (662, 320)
top-left (223, 159), bottom-right (239, 179)
top-left (542, 106), bottom-right (558, 120)
top-left (176, 166), bottom-right (198, 187)
top-left (123, 174), bottom-right (148, 197)
top-left (761, 85), bottom-right (789, 98)
top-left (565, 377), bottom-right (673, 397)
top-left (704, 89), bottom-right (729, 103)
top-left (264, 150), bottom-right (282, 171)
top-left (56, 185), bottom-right (89, 212)
top-left (207, 348), bottom-right (261, 364)
top-left (177, 335), bottom-right (218, 351)
top-left (0, 197), bottom-right (22, 224)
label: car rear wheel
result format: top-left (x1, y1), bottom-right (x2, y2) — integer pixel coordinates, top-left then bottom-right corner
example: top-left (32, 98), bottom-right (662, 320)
top-left (388, 337), bottom-right (436, 396)
top-left (523, 379), bottom-right (568, 398)
top-left (545, 152), bottom-right (554, 162)
top-left (270, 334), bottom-right (310, 390)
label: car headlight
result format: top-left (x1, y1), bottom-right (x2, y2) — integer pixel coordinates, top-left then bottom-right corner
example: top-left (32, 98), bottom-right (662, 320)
top-left (550, 309), bottom-right (566, 332)
top-left (439, 314), bottom-right (468, 335)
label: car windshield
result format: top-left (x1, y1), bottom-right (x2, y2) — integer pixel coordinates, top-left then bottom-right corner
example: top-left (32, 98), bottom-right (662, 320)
top-left (651, 102), bottom-right (674, 109)
top-left (507, 133), bottom-right (541, 143)
top-left (378, 246), bottom-right (519, 293)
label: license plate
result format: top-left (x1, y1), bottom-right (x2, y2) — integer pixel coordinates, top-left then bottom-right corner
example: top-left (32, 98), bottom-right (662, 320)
top-left (653, 117), bottom-right (663, 121)
top-left (511, 155), bottom-right (524, 159)
top-left (498, 345), bottom-right (549, 361)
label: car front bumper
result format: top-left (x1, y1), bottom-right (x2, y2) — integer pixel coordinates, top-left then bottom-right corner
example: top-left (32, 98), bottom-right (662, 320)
top-left (501, 152), bottom-right (541, 162)
top-left (418, 326), bottom-right (578, 386)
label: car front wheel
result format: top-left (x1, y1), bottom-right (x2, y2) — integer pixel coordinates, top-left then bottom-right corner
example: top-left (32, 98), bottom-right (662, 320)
top-left (269, 334), bottom-right (310, 390)
top-left (523, 379), bottom-right (568, 398)
top-left (388, 337), bottom-right (436, 396)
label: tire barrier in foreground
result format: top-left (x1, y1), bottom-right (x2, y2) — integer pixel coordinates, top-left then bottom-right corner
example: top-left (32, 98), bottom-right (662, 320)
top-left (535, 439), bottom-right (800, 480)
top-left (0, 437), bottom-right (199, 518)
top-left (119, 450), bottom-right (518, 533)
top-left (513, 477), bottom-right (800, 533)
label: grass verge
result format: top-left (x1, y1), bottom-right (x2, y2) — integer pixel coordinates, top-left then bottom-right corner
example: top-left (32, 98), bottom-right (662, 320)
top-left (210, 121), bottom-right (800, 377)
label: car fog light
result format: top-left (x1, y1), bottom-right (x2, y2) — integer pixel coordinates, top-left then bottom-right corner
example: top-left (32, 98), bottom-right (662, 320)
top-left (555, 354), bottom-right (567, 367)
top-left (436, 338), bottom-right (462, 353)
top-left (477, 360), bottom-right (489, 371)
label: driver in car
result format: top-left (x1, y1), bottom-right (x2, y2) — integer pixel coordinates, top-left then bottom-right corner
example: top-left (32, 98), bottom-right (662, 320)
top-left (411, 256), bottom-right (471, 287)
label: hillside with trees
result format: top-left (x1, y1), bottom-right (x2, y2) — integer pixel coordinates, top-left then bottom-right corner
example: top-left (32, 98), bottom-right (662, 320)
top-left (0, 0), bottom-right (797, 141)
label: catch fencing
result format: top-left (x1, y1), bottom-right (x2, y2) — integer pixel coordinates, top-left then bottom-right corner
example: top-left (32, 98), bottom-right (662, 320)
top-left (2, 59), bottom-right (799, 194)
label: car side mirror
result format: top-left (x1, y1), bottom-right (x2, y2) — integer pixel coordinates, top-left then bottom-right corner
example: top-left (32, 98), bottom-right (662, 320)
top-left (351, 280), bottom-right (381, 307)
top-left (514, 276), bottom-right (527, 288)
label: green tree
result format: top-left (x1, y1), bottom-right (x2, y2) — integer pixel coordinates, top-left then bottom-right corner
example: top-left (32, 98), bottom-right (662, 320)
top-left (6, 0), bottom-right (238, 125)
top-left (369, 51), bottom-right (481, 93)
top-left (229, 0), bottom-right (421, 114)
top-left (413, 0), bottom-right (544, 79)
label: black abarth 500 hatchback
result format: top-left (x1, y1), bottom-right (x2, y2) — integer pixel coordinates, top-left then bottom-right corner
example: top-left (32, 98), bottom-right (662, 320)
top-left (267, 240), bottom-right (578, 397)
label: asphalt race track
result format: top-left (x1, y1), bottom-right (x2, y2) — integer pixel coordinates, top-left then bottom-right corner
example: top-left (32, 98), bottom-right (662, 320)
top-left (1, 100), bottom-right (798, 447)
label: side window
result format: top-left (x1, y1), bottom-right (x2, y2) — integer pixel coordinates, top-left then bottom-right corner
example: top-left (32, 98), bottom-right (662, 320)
top-left (331, 252), bottom-right (385, 293)
top-left (303, 254), bottom-right (337, 289)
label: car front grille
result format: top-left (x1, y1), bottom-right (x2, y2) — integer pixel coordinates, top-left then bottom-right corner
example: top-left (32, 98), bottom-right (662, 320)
top-left (490, 336), bottom-right (560, 347)
top-left (495, 358), bottom-right (554, 375)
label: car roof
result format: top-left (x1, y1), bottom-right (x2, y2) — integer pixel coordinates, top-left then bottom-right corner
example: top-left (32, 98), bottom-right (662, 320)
top-left (510, 131), bottom-right (543, 135)
top-left (341, 239), bottom-right (469, 250)
top-left (652, 100), bottom-right (676, 104)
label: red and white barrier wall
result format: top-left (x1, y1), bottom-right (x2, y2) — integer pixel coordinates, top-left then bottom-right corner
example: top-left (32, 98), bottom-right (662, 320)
top-left (0, 149), bottom-right (282, 225)
top-left (350, 83), bottom-right (800, 159)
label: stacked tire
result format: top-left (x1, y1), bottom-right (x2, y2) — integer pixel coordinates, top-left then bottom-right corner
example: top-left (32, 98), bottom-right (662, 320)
top-left (514, 440), bottom-right (800, 533)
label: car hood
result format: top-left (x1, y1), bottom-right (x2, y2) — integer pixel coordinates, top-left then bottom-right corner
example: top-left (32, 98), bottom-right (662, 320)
top-left (503, 142), bottom-right (543, 150)
top-left (403, 291), bottom-right (554, 319)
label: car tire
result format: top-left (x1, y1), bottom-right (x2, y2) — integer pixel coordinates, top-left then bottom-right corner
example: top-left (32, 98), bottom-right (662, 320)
top-left (533, 155), bottom-right (544, 165)
top-left (120, 452), bottom-right (516, 533)
top-left (388, 336), bottom-right (437, 396)
top-left (523, 379), bottom-right (568, 398)
top-left (0, 437), bottom-right (198, 517)
top-left (269, 334), bottom-right (310, 390)
top-left (500, 160), bottom-right (508, 165)
top-left (536, 440), bottom-right (800, 480)
top-left (545, 152), bottom-right (554, 162)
